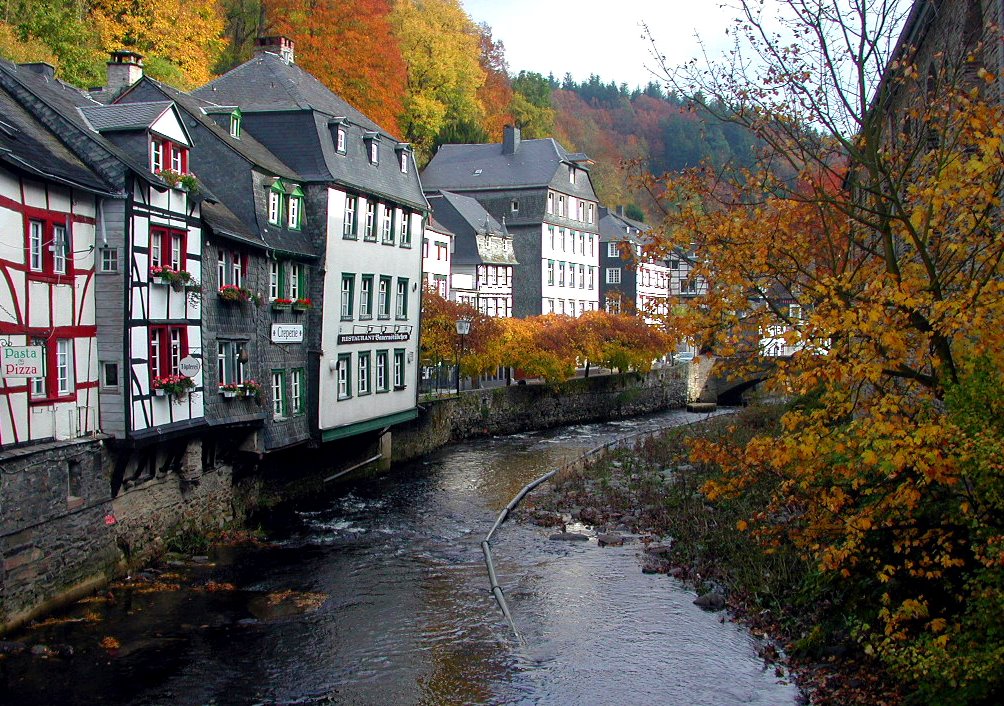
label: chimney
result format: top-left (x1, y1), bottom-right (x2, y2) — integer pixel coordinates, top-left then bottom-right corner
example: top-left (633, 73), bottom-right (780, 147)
top-left (20, 63), bottom-right (56, 80)
top-left (106, 51), bottom-right (144, 93)
top-left (617, 205), bottom-right (625, 217)
top-left (255, 36), bottom-right (295, 65)
top-left (502, 125), bottom-right (521, 155)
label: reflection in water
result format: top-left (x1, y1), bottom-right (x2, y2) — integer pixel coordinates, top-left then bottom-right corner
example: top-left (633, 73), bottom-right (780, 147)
top-left (0, 410), bottom-right (797, 705)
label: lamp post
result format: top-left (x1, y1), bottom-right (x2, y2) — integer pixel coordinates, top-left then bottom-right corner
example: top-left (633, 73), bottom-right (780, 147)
top-left (455, 316), bottom-right (472, 395)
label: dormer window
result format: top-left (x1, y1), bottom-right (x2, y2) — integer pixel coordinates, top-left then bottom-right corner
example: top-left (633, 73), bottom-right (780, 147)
top-left (287, 185), bottom-right (304, 230)
top-left (337, 126), bottom-right (346, 152)
top-left (230, 108), bottom-right (242, 139)
top-left (268, 181), bottom-right (284, 225)
top-left (400, 151), bottom-right (408, 173)
top-left (569, 166), bottom-right (575, 184)
top-left (370, 141), bottom-right (378, 164)
top-left (150, 135), bottom-right (188, 175)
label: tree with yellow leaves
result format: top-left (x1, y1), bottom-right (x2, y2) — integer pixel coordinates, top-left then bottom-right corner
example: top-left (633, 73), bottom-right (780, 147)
top-left (643, 1), bottom-right (1004, 701)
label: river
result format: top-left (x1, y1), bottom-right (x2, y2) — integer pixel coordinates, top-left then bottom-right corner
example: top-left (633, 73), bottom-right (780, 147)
top-left (0, 410), bottom-right (799, 705)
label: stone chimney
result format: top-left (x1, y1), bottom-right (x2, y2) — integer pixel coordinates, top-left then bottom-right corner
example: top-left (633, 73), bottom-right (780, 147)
top-left (502, 125), bottom-right (521, 155)
top-left (255, 36), bottom-right (295, 65)
top-left (106, 51), bottom-right (144, 93)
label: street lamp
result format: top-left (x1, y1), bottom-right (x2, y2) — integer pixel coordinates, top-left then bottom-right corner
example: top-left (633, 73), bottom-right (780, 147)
top-left (455, 316), bottom-right (472, 395)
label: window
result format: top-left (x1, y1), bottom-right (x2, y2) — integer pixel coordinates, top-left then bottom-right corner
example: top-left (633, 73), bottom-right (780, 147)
top-left (360, 275), bottom-right (373, 318)
top-left (381, 205), bottom-right (394, 244)
top-left (608, 242), bottom-right (619, 258)
top-left (558, 195), bottom-right (566, 216)
top-left (150, 136), bottom-right (188, 175)
top-left (99, 247), bottom-right (118, 273)
top-left (378, 276), bottom-right (391, 318)
top-left (548, 225), bottom-right (555, 250)
top-left (576, 200), bottom-right (584, 221)
top-left (269, 261), bottom-right (280, 300)
top-left (268, 183), bottom-right (284, 225)
top-left (358, 353), bottom-right (371, 395)
top-left (149, 325), bottom-right (188, 380)
top-left (396, 278), bottom-right (408, 318)
top-left (29, 337), bottom-right (46, 399)
top-left (336, 126), bottom-right (346, 153)
top-left (393, 349), bottom-right (406, 389)
top-left (287, 187), bottom-right (304, 230)
top-left (587, 204), bottom-right (594, 224)
top-left (606, 268), bottom-right (621, 284)
top-left (337, 354), bottom-right (352, 399)
top-left (368, 139), bottom-right (379, 164)
top-left (101, 361), bottom-right (119, 389)
top-left (579, 264), bottom-right (585, 289)
top-left (400, 211), bottom-right (411, 247)
top-left (271, 370), bottom-right (286, 418)
top-left (56, 339), bottom-right (73, 395)
top-left (217, 340), bottom-right (246, 385)
top-left (343, 195), bottom-right (357, 238)
top-left (558, 262), bottom-right (565, 287)
top-left (29, 220), bottom-right (43, 271)
top-left (290, 368), bottom-right (304, 414)
top-left (546, 298), bottom-right (554, 313)
top-left (511, 200), bottom-right (519, 212)
top-left (589, 266), bottom-right (595, 289)
top-left (547, 191), bottom-right (554, 214)
top-left (588, 234), bottom-right (594, 256)
top-left (229, 109), bottom-right (241, 139)
top-left (364, 201), bottom-right (376, 241)
top-left (290, 263), bottom-right (305, 300)
top-left (230, 250), bottom-right (244, 288)
top-left (423, 238), bottom-right (429, 258)
top-left (52, 225), bottom-right (68, 274)
top-left (341, 274), bottom-right (355, 319)
top-left (376, 350), bottom-right (389, 391)
top-left (569, 166), bottom-right (575, 184)
top-left (560, 229), bottom-right (566, 251)
top-left (400, 151), bottom-right (408, 173)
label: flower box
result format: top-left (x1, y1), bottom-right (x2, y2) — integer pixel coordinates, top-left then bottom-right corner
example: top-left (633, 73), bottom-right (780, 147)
top-left (240, 380), bottom-right (262, 400)
top-left (152, 374), bottom-right (195, 398)
top-left (271, 299), bottom-right (292, 311)
top-left (151, 266), bottom-right (195, 291)
top-left (218, 285), bottom-right (252, 303)
top-left (292, 297), bottom-right (312, 312)
top-left (153, 388), bottom-right (166, 397)
top-left (220, 389), bottom-right (238, 398)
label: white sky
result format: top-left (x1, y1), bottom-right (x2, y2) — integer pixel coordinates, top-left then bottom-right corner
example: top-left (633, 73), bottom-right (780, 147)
top-left (462, 0), bottom-right (740, 89)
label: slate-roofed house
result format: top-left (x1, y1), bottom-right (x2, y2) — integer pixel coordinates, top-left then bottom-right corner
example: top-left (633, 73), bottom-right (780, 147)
top-left (193, 37), bottom-right (428, 445)
top-left (425, 190), bottom-right (517, 317)
top-left (421, 125), bottom-right (600, 318)
top-left (598, 206), bottom-right (671, 322)
top-left (0, 68), bottom-right (117, 447)
top-left (115, 74), bottom-right (319, 455)
top-left (0, 59), bottom-right (212, 490)
top-left (422, 214), bottom-right (453, 298)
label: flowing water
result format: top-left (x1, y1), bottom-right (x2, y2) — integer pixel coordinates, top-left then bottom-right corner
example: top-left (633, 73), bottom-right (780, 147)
top-left (0, 410), bottom-right (799, 705)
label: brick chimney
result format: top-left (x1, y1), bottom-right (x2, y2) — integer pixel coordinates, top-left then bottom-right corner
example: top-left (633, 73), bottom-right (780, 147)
top-left (255, 36), bottom-right (295, 65)
top-left (502, 125), bottom-right (521, 155)
top-left (106, 51), bottom-right (144, 93)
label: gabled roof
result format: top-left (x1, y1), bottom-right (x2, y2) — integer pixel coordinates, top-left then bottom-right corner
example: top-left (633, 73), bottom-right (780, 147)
top-left (598, 207), bottom-right (650, 243)
top-left (426, 189), bottom-right (517, 266)
top-left (119, 77), bottom-right (298, 180)
top-left (421, 138), bottom-right (596, 199)
top-left (201, 199), bottom-right (265, 250)
top-left (0, 86), bottom-right (116, 195)
top-left (79, 101), bottom-right (174, 132)
top-left (195, 52), bottom-right (385, 136)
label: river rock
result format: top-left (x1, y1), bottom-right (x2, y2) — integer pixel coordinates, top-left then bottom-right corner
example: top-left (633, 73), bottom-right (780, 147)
top-left (694, 591), bottom-right (726, 611)
top-left (641, 560), bottom-right (668, 574)
top-left (577, 506), bottom-right (602, 524)
top-left (529, 509), bottom-right (564, 528)
top-left (644, 543), bottom-right (674, 559)
top-left (596, 533), bottom-right (624, 547)
top-left (548, 532), bottom-right (590, 542)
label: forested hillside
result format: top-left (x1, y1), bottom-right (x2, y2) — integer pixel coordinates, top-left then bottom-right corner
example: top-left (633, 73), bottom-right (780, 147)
top-left (0, 0), bottom-right (756, 213)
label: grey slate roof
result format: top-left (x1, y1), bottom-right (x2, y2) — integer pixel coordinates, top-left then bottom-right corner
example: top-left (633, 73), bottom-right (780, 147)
top-left (598, 207), bottom-right (650, 244)
top-left (421, 138), bottom-right (596, 200)
top-left (0, 86), bottom-right (115, 194)
top-left (79, 101), bottom-right (173, 132)
top-left (0, 60), bottom-right (163, 190)
top-left (120, 78), bottom-right (298, 179)
top-left (192, 52), bottom-right (427, 212)
top-left (201, 199), bottom-right (265, 250)
top-left (426, 190), bottom-right (517, 266)
top-left (196, 52), bottom-right (384, 135)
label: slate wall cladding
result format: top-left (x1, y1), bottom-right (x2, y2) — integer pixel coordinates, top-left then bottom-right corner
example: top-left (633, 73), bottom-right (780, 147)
top-left (508, 224), bottom-right (544, 316)
top-left (391, 366), bottom-right (689, 463)
top-left (0, 438), bottom-right (119, 632)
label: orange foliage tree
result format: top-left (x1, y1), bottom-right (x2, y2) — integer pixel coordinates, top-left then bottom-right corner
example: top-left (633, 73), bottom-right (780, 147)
top-left (265, 0), bottom-right (406, 136)
top-left (644, 1), bottom-right (1004, 699)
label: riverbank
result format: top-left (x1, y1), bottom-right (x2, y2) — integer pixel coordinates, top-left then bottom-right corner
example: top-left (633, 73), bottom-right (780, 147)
top-left (517, 404), bottom-right (903, 706)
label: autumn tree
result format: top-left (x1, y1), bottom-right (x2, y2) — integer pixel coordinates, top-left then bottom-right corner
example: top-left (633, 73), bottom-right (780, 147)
top-left (510, 71), bottom-right (556, 139)
top-left (644, 0), bottom-right (1004, 699)
top-left (0, 1), bottom-right (105, 87)
top-left (265, 0), bottom-right (406, 135)
top-left (419, 290), bottom-right (502, 382)
top-left (474, 23), bottom-right (513, 142)
top-left (391, 0), bottom-right (486, 161)
top-left (91, 0), bottom-right (225, 88)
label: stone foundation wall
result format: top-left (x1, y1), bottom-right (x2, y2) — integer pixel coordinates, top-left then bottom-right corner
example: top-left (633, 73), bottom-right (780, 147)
top-left (0, 438), bottom-right (120, 634)
top-left (392, 366), bottom-right (687, 463)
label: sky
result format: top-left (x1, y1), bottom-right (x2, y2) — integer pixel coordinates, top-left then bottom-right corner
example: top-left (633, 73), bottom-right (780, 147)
top-left (462, 0), bottom-right (741, 89)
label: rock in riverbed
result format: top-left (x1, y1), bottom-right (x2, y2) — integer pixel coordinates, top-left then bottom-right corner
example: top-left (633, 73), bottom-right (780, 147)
top-left (694, 590), bottom-right (726, 611)
top-left (548, 532), bottom-right (590, 541)
top-left (597, 533), bottom-right (625, 547)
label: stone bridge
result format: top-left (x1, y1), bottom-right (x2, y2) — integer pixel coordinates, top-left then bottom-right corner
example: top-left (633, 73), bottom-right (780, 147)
top-left (685, 355), bottom-right (780, 411)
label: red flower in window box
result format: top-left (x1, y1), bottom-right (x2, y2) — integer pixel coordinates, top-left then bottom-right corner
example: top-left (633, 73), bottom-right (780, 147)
top-left (240, 379), bottom-right (262, 401)
top-left (152, 374), bottom-right (195, 398)
top-left (218, 284), bottom-right (252, 302)
top-left (292, 297), bottom-right (313, 311)
top-left (271, 297), bottom-right (293, 311)
top-left (150, 265), bottom-right (194, 290)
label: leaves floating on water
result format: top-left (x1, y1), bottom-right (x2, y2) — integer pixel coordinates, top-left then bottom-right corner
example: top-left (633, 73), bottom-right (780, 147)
top-left (203, 581), bottom-right (237, 592)
top-left (100, 637), bottom-right (120, 650)
top-left (266, 590), bottom-right (327, 611)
